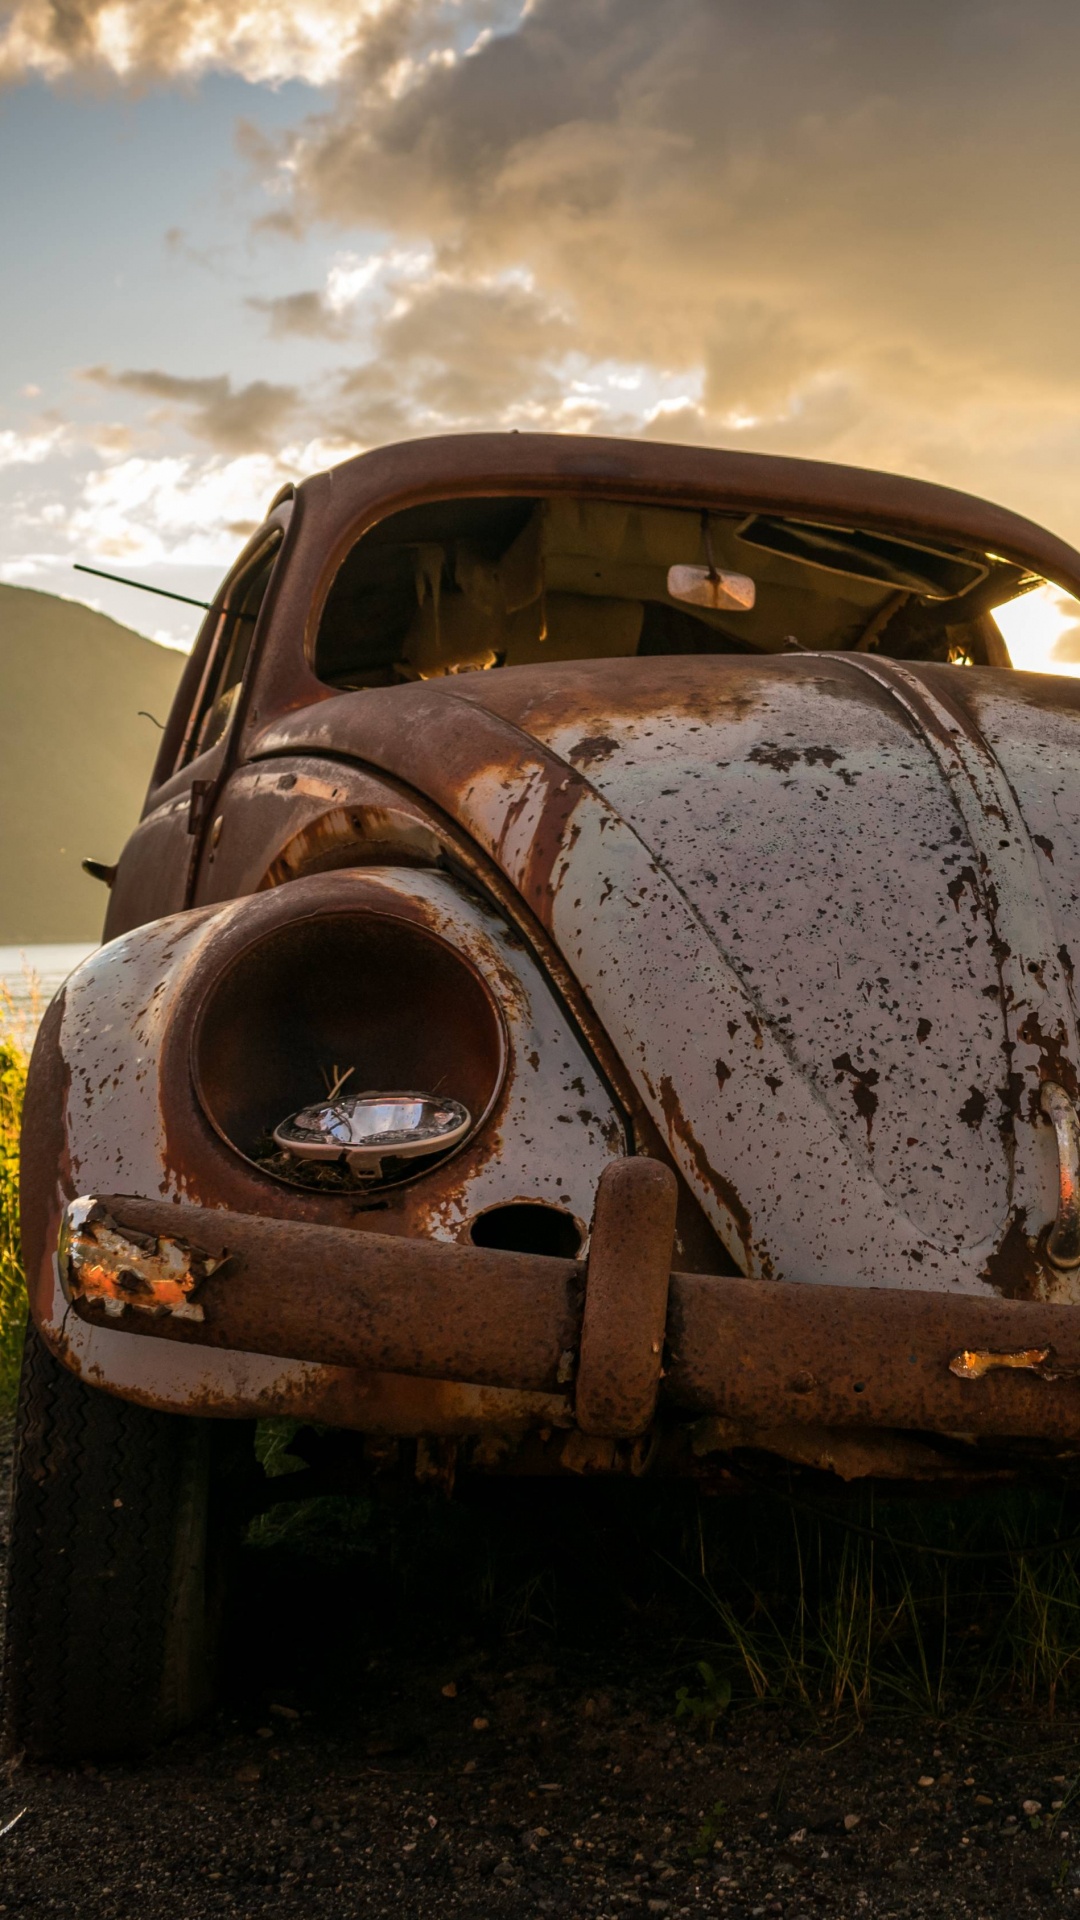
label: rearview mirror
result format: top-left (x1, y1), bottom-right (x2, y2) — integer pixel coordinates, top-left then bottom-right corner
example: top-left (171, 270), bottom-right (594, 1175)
top-left (667, 564), bottom-right (756, 612)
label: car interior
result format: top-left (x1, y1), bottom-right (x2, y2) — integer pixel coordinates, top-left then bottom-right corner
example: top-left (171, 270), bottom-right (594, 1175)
top-left (313, 492), bottom-right (1047, 688)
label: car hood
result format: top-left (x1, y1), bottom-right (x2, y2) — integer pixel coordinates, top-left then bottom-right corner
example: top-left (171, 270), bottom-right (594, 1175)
top-left (255, 654), bottom-right (1080, 1299)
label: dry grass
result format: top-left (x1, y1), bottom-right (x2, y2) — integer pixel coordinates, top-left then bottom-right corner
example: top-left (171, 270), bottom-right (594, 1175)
top-left (245, 1454), bottom-right (1080, 1726)
top-left (0, 1007), bottom-right (28, 1410)
top-left (656, 1479), bottom-right (1080, 1723)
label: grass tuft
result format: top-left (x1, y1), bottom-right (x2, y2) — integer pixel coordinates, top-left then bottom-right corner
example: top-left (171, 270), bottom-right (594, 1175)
top-left (659, 1479), bottom-right (1080, 1722)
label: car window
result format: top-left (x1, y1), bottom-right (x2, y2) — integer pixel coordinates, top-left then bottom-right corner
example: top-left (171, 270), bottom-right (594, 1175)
top-left (992, 579), bottom-right (1080, 678)
top-left (313, 493), bottom-right (1052, 688)
top-left (176, 532), bottom-right (281, 770)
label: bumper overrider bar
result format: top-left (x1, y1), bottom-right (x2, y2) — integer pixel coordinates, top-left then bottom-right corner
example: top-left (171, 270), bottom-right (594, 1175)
top-left (58, 1161), bottom-right (1080, 1443)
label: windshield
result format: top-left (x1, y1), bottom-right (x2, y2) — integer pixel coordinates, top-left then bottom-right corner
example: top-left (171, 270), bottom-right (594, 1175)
top-left (314, 493), bottom-right (1069, 688)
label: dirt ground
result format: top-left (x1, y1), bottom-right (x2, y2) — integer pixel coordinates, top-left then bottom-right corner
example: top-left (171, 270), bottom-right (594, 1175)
top-left (0, 1443), bottom-right (1079, 1920)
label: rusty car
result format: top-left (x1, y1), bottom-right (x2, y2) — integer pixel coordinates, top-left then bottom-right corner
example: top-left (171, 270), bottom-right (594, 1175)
top-left (10, 431), bottom-right (1080, 1758)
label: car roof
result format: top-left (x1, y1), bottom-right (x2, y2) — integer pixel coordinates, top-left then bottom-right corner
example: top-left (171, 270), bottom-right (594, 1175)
top-left (296, 432), bottom-right (1080, 599)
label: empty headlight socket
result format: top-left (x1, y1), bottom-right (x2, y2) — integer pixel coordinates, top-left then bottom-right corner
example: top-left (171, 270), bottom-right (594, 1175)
top-left (190, 905), bottom-right (506, 1190)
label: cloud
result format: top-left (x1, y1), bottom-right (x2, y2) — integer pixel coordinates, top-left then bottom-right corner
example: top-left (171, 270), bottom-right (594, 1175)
top-left (81, 368), bottom-right (300, 454)
top-left (247, 288), bottom-right (353, 339)
top-left (286, 0), bottom-right (1080, 386)
top-left (0, 0), bottom-right (440, 86)
top-left (69, 452), bottom-right (285, 562)
top-left (64, 434), bottom-right (357, 564)
top-left (0, 425), bottom-right (66, 468)
top-left (324, 264), bottom-right (573, 435)
top-left (13, 1), bottom-right (1080, 562)
top-left (233, 0), bottom-right (1080, 541)
top-left (243, 243), bottom-right (576, 431)
top-left (377, 274), bottom-right (568, 404)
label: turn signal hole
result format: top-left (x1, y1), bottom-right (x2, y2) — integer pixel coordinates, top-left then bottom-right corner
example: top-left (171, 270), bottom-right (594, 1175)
top-left (469, 1203), bottom-right (583, 1260)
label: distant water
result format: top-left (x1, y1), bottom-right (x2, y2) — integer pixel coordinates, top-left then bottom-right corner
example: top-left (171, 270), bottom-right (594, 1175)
top-left (0, 943), bottom-right (97, 1047)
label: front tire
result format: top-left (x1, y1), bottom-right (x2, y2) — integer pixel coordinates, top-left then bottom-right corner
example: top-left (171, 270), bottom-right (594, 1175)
top-left (3, 1321), bottom-right (250, 1760)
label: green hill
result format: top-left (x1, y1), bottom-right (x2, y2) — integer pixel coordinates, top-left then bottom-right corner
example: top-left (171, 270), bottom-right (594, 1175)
top-left (0, 585), bottom-right (185, 942)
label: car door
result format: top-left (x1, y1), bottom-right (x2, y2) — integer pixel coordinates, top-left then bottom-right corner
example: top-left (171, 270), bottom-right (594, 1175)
top-left (103, 518), bottom-right (287, 941)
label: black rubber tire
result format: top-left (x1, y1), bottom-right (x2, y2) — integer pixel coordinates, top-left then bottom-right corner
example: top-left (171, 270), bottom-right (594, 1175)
top-left (2, 1320), bottom-right (252, 1761)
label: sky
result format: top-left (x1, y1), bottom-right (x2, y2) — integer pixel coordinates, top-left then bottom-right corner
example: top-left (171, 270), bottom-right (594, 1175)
top-left (4, 0), bottom-right (1080, 668)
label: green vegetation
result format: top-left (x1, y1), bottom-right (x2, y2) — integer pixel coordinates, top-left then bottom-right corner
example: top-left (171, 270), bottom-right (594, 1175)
top-left (691, 1800), bottom-right (728, 1861)
top-left (0, 1027), bottom-right (27, 1409)
top-left (246, 1493), bottom-right (377, 1563)
top-left (675, 1660), bottom-right (732, 1738)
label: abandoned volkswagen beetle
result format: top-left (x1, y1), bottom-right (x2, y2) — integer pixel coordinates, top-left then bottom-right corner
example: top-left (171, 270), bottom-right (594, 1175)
top-left (11, 432), bottom-right (1080, 1758)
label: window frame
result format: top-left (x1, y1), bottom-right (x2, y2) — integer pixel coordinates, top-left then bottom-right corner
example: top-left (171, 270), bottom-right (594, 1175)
top-left (173, 527), bottom-right (284, 774)
top-left (146, 517), bottom-right (288, 798)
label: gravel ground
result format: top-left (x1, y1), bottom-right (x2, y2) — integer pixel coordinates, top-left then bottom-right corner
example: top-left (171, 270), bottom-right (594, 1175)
top-left (0, 1435), bottom-right (1078, 1919)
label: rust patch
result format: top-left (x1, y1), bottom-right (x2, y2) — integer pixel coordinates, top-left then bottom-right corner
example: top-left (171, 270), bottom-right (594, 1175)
top-left (1033, 833), bottom-right (1055, 862)
top-left (560, 1431), bottom-right (618, 1474)
top-left (1018, 1009), bottom-right (1078, 1103)
top-left (997, 1044), bottom-right (1024, 1126)
top-left (70, 1193), bottom-right (586, 1394)
top-left (517, 764), bottom-right (587, 921)
top-left (657, 1074), bottom-right (752, 1267)
top-left (567, 734), bottom-right (620, 768)
top-left (916, 1019), bottom-right (933, 1043)
top-left (714, 1058), bottom-right (732, 1092)
top-left (442, 652), bottom-right (768, 743)
top-left (415, 1435), bottom-right (458, 1494)
top-left (262, 804), bottom-right (441, 888)
top-left (667, 1265), bottom-right (1080, 1441)
top-left (959, 1086), bottom-right (988, 1127)
top-left (746, 741), bottom-right (844, 776)
top-left (747, 742), bottom-right (801, 774)
top-left (946, 865), bottom-right (979, 912)
top-left (832, 1052), bottom-right (880, 1138)
top-left (981, 1209), bottom-right (1043, 1300)
top-left (691, 1418), bottom-right (961, 1483)
top-left (575, 1158), bottom-right (676, 1438)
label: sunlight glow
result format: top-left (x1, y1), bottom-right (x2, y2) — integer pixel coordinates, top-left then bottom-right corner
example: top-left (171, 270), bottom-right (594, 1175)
top-left (993, 582), bottom-right (1080, 679)
top-left (0, 0), bottom-right (403, 86)
top-left (66, 439), bottom-right (360, 571)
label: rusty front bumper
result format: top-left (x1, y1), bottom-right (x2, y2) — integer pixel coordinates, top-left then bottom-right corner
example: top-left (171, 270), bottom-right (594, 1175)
top-left (55, 1160), bottom-right (1080, 1448)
